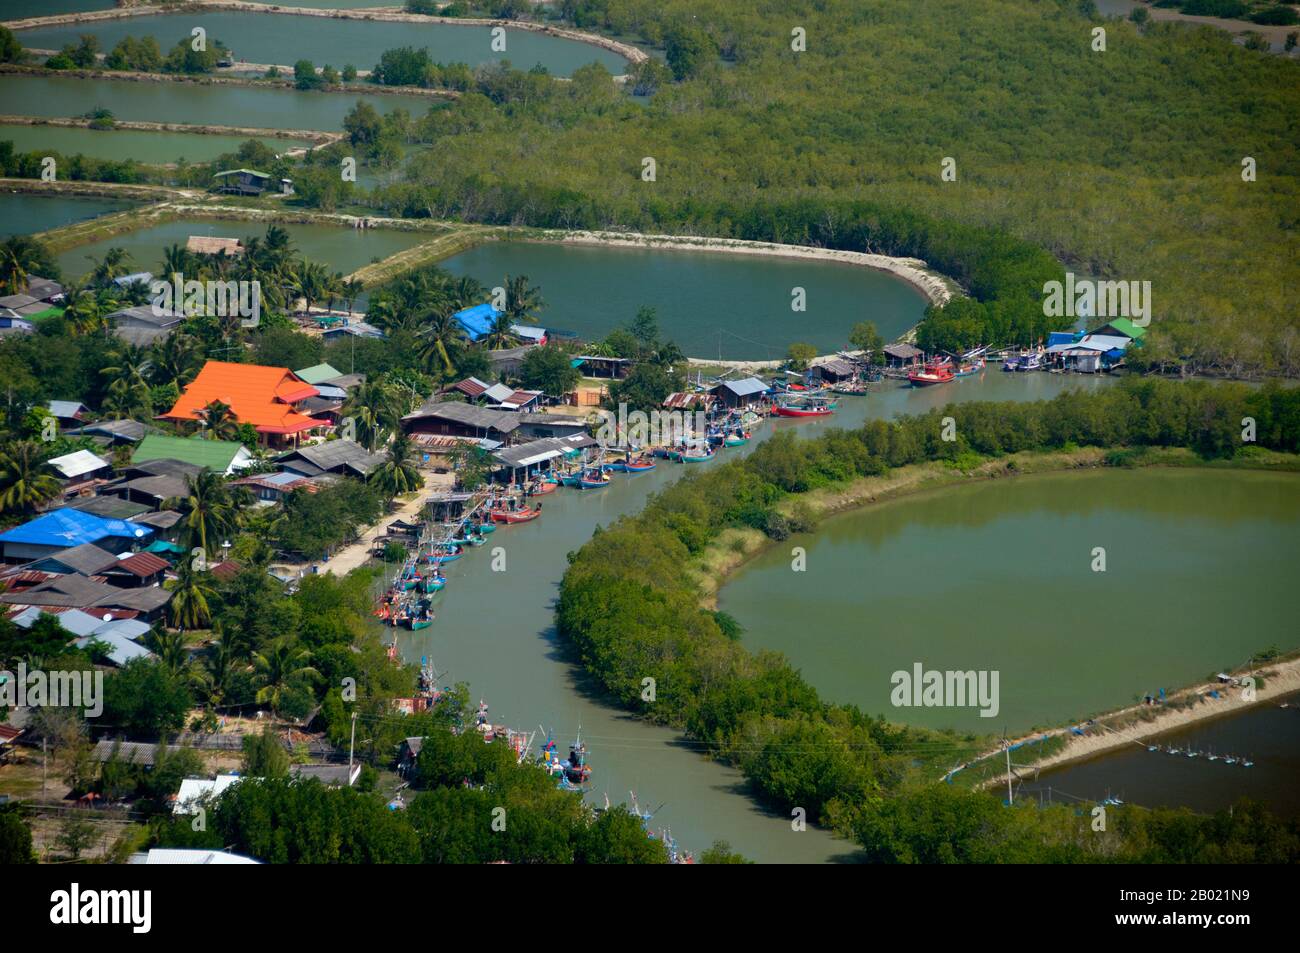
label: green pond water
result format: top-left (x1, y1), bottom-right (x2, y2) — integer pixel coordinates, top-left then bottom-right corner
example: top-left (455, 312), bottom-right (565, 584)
top-left (17, 11), bottom-right (629, 76)
top-left (2, 0), bottom-right (113, 19)
top-left (719, 468), bottom-right (1300, 734)
top-left (0, 123), bottom-right (305, 164)
top-left (0, 74), bottom-right (434, 131)
top-left (389, 372), bottom-right (1123, 863)
top-left (0, 190), bottom-right (133, 241)
top-left (54, 217), bottom-right (429, 279)
top-left (440, 241), bottom-right (931, 360)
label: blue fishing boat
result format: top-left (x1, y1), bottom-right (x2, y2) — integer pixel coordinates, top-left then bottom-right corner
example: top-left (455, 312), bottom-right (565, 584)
top-left (578, 468), bottom-right (611, 489)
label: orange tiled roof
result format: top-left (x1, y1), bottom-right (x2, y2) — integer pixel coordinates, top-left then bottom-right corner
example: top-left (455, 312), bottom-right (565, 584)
top-left (162, 361), bottom-right (322, 435)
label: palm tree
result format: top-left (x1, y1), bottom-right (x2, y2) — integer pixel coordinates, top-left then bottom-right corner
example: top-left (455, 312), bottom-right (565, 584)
top-left (199, 400), bottom-right (239, 441)
top-left (0, 243), bottom-right (29, 296)
top-left (340, 277), bottom-right (364, 314)
top-left (482, 312), bottom-right (520, 350)
top-left (147, 628), bottom-right (194, 678)
top-left (196, 632), bottom-right (245, 707)
top-left (89, 247), bottom-right (133, 288)
top-left (503, 273), bottom-right (543, 324)
top-left (150, 331), bottom-right (202, 388)
top-left (417, 308), bottom-right (467, 375)
top-left (342, 380), bottom-right (394, 452)
top-left (368, 434), bottom-right (423, 498)
top-left (159, 242), bottom-right (191, 280)
top-left (168, 561), bottom-right (215, 631)
top-left (168, 470), bottom-right (239, 557)
top-left (65, 288), bottom-right (119, 337)
top-left (252, 639), bottom-right (320, 716)
top-left (0, 441), bottom-right (61, 515)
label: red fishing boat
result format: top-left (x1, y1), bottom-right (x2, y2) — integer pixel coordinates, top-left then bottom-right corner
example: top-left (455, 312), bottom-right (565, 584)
top-left (907, 359), bottom-right (955, 386)
top-left (490, 505), bottom-right (541, 524)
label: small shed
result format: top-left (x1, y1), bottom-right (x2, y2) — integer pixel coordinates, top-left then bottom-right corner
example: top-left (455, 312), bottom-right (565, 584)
top-left (883, 343), bottom-right (923, 368)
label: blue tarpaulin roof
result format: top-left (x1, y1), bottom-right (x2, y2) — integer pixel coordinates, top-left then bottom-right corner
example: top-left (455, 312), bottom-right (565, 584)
top-left (0, 508), bottom-right (154, 547)
top-left (1046, 331), bottom-right (1082, 347)
top-left (453, 303), bottom-right (503, 341)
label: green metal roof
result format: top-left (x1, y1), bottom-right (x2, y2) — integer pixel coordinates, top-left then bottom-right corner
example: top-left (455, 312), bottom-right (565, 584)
top-left (133, 433), bottom-right (245, 471)
top-left (1092, 317), bottom-right (1147, 341)
top-left (294, 363), bottom-right (344, 385)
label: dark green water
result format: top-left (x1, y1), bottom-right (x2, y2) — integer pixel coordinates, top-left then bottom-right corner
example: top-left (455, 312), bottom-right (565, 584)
top-left (0, 123), bottom-right (304, 164)
top-left (440, 241), bottom-right (931, 359)
top-left (719, 469), bottom-right (1300, 733)
top-left (54, 217), bottom-right (429, 279)
top-left (3, 0), bottom-right (113, 18)
top-left (0, 74), bottom-right (434, 131)
top-left (389, 372), bottom-right (1121, 862)
top-left (0, 190), bottom-right (133, 240)
top-left (17, 11), bottom-right (629, 76)
top-left (1019, 691), bottom-right (1300, 818)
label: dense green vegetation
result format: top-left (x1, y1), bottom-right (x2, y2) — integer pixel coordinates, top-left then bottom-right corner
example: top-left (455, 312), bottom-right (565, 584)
top-left (557, 378), bottom-right (1300, 850)
top-left (363, 0), bottom-right (1298, 376)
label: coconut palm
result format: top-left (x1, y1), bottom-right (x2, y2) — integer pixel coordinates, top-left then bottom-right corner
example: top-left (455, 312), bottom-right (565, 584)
top-left (0, 243), bottom-right (29, 296)
top-left (199, 400), bottom-right (240, 442)
top-left (159, 242), bottom-right (192, 280)
top-left (482, 312), bottom-right (520, 350)
top-left (503, 273), bottom-right (543, 324)
top-left (168, 560), bottom-right (215, 631)
top-left (341, 379), bottom-right (395, 452)
top-left (64, 288), bottom-right (119, 337)
top-left (252, 639), bottom-right (320, 716)
top-left (147, 628), bottom-right (195, 678)
top-left (150, 331), bottom-right (202, 388)
top-left (88, 247), bottom-right (133, 288)
top-left (195, 632), bottom-right (245, 706)
top-left (0, 441), bottom-right (61, 515)
top-left (168, 470), bottom-right (239, 557)
top-left (340, 277), bottom-right (364, 314)
top-left (417, 308), bottom-right (467, 375)
top-left (368, 433), bottom-right (423, 498)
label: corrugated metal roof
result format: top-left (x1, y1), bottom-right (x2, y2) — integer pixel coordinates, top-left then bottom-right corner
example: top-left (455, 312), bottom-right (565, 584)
top-left (47, 449), bottom-right (110, 479)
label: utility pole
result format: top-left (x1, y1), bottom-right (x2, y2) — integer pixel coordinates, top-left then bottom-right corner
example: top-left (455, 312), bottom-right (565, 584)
top-left (348, 710), bottom-right (358, 773)
top-left (1004, 734), bottom-right (1014, 806)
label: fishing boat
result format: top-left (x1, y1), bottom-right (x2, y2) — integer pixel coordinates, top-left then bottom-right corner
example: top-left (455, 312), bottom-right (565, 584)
top-left (624, 455), bottom-right (656, 472)
top-left (723, 431), bottom-right (750, 447)
top-left (907, 359), bottom-right (955, 386)
top-left (954, 357), bottom-right (986, 376)
top-left (603, 459), bottom-right (629, 472)
top-left (477, 521), bottom-right (496, 534)
top-left (681, 447), bottom-right (714, 463)
top-left (528, 479), bottom-right (557, 496)
top-left (559, 471), bottom-right (583, 487)
top-left (401, 598), bottom-right (434, 630)
top-left (773, 398), bottom-right (833, 417)
top-left (577, 468), bottom-right (611, 488)
top-left (490, 504), bottom-right (541, 523)
top-left (420, 572), bottom-right (446, 593)
top-left (1003, 352), bottom-right (1043, 372)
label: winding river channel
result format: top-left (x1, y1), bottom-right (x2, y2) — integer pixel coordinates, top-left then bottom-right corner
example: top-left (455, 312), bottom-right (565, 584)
top-left (387, 372), bottom-right (1124, 862)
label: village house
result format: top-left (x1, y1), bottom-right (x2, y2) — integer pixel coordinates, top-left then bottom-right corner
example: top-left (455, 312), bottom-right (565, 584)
top-left (108, 303), bottom-right (183, 347)
top-left (277, 440), bottom-right (387, 479)
top-left (46, 448), bottom-right (113, 496)
top-left (161, 361), bottom-right (327, 448)
top-left (708, 377), bottom-right (769, 409)
top-left (212, 168), bottom-right (294, 196)
top-left (132, 433), bottom-right (255, 475)
top-left (401, 399), bottom-right (524, 443)
top-left (0, 508), bottom-right (153, 562)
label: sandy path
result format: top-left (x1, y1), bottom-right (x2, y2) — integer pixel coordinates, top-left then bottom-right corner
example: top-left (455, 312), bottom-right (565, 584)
top-left (320, 486), bottom-right (439, 577)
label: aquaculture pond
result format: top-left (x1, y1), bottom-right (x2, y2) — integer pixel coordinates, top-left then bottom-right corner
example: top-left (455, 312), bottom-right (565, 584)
top-left (54, 217), bottom-right (431, 279)
top-left (718, 468), bottom-right (1300, 733)
top-left (0, 190), bottom-right (134, 240)
top-left (16, 11), bottom-right (630, 76)
top-left (439, 240), bottom-right (932, 360)
top-left (0, 74), bottom-right (434, 131)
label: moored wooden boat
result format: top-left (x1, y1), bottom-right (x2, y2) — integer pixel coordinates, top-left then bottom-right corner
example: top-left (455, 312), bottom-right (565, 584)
top-left (624, 455), bottom-right (656, 471)
top-left (773, 402), bottom-right (833, 417)
top-left (907, 359), bottom-right (955, 386)
top-left (491, 505), bottom-right (541, 523)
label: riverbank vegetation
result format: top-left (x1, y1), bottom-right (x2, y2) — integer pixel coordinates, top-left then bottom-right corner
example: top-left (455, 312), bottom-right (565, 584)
top-left (556, 379), bottom-right (1300, 855)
